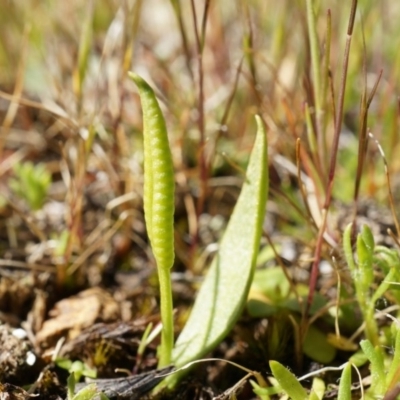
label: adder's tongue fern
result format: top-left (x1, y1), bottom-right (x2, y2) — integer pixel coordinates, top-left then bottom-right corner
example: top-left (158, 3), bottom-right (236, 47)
top-left (129, 72), bottom-right (175, 367)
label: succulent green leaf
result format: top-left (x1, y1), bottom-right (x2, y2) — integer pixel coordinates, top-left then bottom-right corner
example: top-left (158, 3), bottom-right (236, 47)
top-left (251, 267), bottom-right (290, 302)
top-left (71, 384), bottom-right (98, 400)
top-left (303, 324), bottom-right (336, 364)
top-left (269, 360), bottom-right (307, 400)
top-left (67, 373), bottom-right (76, 400)
top-left (250, 380), bottom-right (273, 399)
top-left (371, 268), bottom-right (395, 306)
top-left (308, 390), bottom-right (321, 400)
top-left (343, 223), bottom-right (356, 272)
top-left (387, 326), bottom-right (400, 388)
top-left (337, 363), bottom-right (352, 400)
top-left (311, 377), bottom-right (325, 400)
top-left (349, 350), bottom-right (368, 367)
top-left (172, 115), bottom-right (268, 367)
top-left (360, 224), bottom-right (375, 252)
top-left (246, 299), bottom-right (278, 318)
top-left (360, 339), bottom-right (386, 394)
top-left (356, 231), bottom-right (373, 287)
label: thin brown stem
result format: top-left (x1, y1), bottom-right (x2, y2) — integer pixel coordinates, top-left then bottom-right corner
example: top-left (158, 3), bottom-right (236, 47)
top-left (270, 187), bottom-right (316, 232)
top-left (244, 3), bottom-right (257, 83)
top-left (351, 11), bottom-right (382, 230)
top-left (368, 132), bottom-right (400, 240)
top-left (264, 230), bottom-right (301, 306)
top-left (208, 58), bottom-right (244, 168)
top-left (296, 139), bottom-right (319, 231)
top-left (200, 0), bottom-right (211, 52)
top-left (352, 70), bottom-right (382, 208)
top-left (319, 9), bottom-right (332, 181)
top-left (0, 25), bottom-right (30, 159)
top-left (328, 69), bottom-right (337, 133)
top-left (190, 0), bottom-right (207, 212)
top-left (170, 0), bottom-right (194, 80)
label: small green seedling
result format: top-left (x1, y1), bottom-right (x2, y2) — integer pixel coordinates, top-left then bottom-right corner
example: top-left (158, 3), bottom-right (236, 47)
top-left (266, 361), bottom-right (354, 400)
top-left (360, 339), bottom-right (385, 395)
top-left (360, 322), bottom-right (400, 398)
top-left (10, 161), bottom-right (51, 210)
top-left (342, 224), bottom-right (400, 398)
top-left (56, 358), bottom-right (97, 381)
top-left (66, 372), bottom-right (109, 400)
top-left (270, 360), bottom-right (308, 400)
top-left (135, 322), bottom-right (162, 370)
top-left (137, 322), bottom-right (155, 358)
top-left (61, 359), bottom-right (109, 400)
top-left (51, 230), bottom-right (70, 259)
top-left (386, 323), bottom-right (400, 393)
top-left (343, 223), bottom-right (400, 346)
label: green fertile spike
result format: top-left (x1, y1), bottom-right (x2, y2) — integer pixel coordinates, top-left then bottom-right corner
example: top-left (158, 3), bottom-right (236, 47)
top-left (129, 72), bottom-right (175, 270)
top-left (129, 72), bottom-right (175, 367)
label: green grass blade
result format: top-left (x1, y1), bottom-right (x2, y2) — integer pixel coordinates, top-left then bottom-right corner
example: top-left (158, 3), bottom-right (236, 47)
top-left (269, 360), bottom-right (307, 400)
top-left (172, 115), bottom-right (268, 368)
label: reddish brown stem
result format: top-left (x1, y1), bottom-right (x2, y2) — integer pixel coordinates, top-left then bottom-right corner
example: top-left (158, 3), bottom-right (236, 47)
top-left (306, 0), bottom-right (358, 315)
top-left (190, 0), bottom-right (206, 217)
top-left (188, 0), bottom-right (211, 265)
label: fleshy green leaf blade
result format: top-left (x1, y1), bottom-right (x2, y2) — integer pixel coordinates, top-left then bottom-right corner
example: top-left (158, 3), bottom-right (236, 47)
top-left (67, 373), bottom-right (76, 400)
top-left (343, 223), bottom-right (356, 272)
top-left (269, 360), bottom-right (307, 400)
top-left (337, 363), bottom-right (352, 400)
top-left (357, 231), bottom-right (373, 287)
top-left (250, 380), bottom-right (273, 399)
top-left (360, 339), bottom-right (386, 394)
top-left (303, 323), bottom-right (336, 364)
top-left (172, 115), bottom-right (268, 367)
top-left (71, 384), bottom-right (98, 400)
top-left (387, 325), bottom-right (400, 388)
top-left (360, 224), bottom-right (374, 252)
top-left (311, 377), bottom-right (325, 399)
top-left (308, 390), bottom-right (321, 400)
